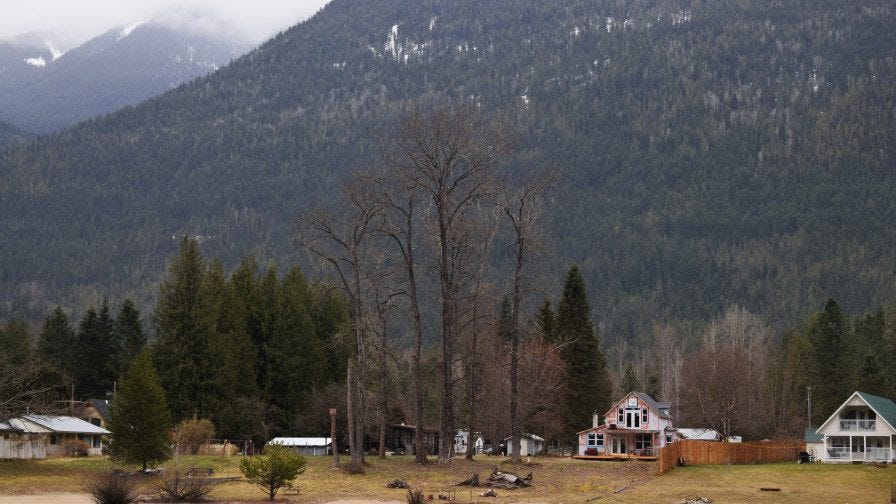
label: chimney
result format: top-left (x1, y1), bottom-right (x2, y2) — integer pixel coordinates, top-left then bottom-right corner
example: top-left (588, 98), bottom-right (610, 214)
top-left (592, 412), bottom-right (601, 428)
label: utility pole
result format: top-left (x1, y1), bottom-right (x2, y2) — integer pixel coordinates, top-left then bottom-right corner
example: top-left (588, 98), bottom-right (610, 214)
top-left (329, 408), bottom-right (340, 468)
top-left (807, 386), bottom-right (812, 427)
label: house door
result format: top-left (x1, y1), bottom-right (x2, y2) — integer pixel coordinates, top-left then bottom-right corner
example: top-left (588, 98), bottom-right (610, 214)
top-left (625, 409), bottom-right (640, 428)
top-left (613, 438), bottom-right (626, 453)
top-left (851, 437), bottom-right (865, 460)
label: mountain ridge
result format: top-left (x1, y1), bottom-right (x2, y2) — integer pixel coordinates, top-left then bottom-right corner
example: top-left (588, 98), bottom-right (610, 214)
top-left (1, 0), bottom-right (894, 343)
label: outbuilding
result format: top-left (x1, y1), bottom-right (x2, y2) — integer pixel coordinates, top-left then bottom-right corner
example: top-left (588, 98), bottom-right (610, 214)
top-left (269, 437), bottom-right (331, 456)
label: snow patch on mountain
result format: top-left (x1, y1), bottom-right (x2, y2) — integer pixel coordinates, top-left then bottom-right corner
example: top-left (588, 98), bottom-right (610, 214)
top-left (25, 56), bottom-right (46, 67)
top-left (46, 42), bottom-right (65, 61)
top-left (118, 23), bottom-right (142, 40)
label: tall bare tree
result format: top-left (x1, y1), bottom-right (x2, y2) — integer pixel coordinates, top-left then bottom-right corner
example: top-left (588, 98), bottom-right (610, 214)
top-left (501, 171), bottom-right (556, 463)
top-left (295, 174), bottom-right (384, 471)
top-left (388, 104), bottom-right (512, 461)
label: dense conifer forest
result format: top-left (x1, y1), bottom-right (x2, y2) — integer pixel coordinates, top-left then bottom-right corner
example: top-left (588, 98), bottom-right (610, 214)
top-left (1, 0), bottom-right (894, 350)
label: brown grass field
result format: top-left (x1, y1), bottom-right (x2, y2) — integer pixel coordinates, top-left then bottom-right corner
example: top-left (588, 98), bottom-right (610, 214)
top-left (1, 454), bottom-right (895, 503)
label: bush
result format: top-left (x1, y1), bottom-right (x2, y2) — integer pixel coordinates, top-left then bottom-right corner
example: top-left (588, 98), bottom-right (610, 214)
top-left (84, 470), bottom-right (139, 504)
top-left (239, 444), bottom-right (307, 501)
top-left (153, 470), bottom-right (213, 503)
top-left (406, 488), bottom-right (425, 504)
top-left (64, 439), bottom-right (90, 457)
top-left (175, 418), bottom-right (216, 455)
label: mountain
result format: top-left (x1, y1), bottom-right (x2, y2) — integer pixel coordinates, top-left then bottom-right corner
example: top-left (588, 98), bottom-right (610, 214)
top-left (1, 0), bottom-right (894, 343)
top-left (0, 120), bottom-right (33, 149)
top-left (0, 23), bottom-right (246, 133)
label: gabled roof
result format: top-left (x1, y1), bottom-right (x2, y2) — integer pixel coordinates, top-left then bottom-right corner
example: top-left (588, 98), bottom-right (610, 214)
top-left (269, 437), bottom-right (331, 447)
top-left (804, 427), bottom-right (823, 443)
top-left (86, 398), bottom-right (111, 421)
top-left (606, 392), bottom-right (671, 420)
top-left (816, 391), bottom-right (896, 434)
top-left (0, 421), bottom-right (22, 432)
top-left (20, 415), bottom-right (110, 435)
top-left (503, 433), bottom-right (544, 442)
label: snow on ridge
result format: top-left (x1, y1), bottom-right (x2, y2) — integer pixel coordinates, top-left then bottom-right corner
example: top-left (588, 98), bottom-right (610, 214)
top-left (118, 22), bottom-right (142, 40)
top-left (46, 42), bottom-right (65, 61)
top-left (429, 17), bottom-right (437, 31)
top-left (25, 56), bottom-right (46, 67)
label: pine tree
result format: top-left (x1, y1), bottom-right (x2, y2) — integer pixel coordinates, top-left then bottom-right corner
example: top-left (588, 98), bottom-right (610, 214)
top-left (853, 310), bottom-right (886, 395)
top-left (556, 265), bottom-right (612, 442)
top-left (73, 307), bottom-right (100, 395)
top-left (37, 307), bottom-right (76, 373)
top-left (0, 320), bottom-right (31, 366)
top-left (115, 299), bottom-right (146, 374)
top-left (535, 298), bottom-right (556, 342)
top-left (807, 298), bottom-right (854, 425)
top-left (621, 364), bottom-right (641, 394)
top-left (152, 237), bottom-right (213, 420)
top-left (108, 349), bottom-right (172, 471)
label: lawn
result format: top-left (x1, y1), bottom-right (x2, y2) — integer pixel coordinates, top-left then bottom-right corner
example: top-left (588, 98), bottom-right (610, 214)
top-left (1, 455), bottom-right (894, 503)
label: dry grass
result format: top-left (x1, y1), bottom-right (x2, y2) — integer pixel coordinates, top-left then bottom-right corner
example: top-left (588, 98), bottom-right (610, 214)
top-left (1, 455), bottom-right (894, 503)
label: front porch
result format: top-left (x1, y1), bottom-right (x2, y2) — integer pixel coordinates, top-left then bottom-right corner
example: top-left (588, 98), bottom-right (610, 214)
top-left (577, 428), bottom-right (659, 460)
top-left (824, 435), bottom-right (893, 463)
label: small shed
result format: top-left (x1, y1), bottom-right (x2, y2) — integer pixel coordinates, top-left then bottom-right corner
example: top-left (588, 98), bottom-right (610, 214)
top-left (454, 429), bottom-right (484, 455)
top-left (1, 421), bottom-right (46, 459)
top-left (269, 437), bottom-right (331, 456)
top-left (502, 433), bottom-right (545, 457)
top-left (804, 427), bottom-right (823, 461)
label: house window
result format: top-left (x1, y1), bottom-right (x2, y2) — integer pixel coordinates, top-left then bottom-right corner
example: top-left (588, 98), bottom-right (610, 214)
top-left (635, 434), bottom-right (652, 450)
top-left (587, 433), bottom-right (596, 447)
top-left (92, 436), bottom-right (101, 449)
top-left (641, 408), bottom-right (648, 424)
top-left (618, 408), bottom-right (624, 423)
top-left (665, 435), bottom-right (673, 444)
top-left (90, 418), bottom-right (102, 427)
top-left (50, 434), bottom-right (60, 445)
top-left (595, 434), bottom-right (604, 446)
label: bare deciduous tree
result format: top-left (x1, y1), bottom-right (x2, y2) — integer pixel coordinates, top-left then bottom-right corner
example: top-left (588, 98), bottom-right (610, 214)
top-left (295, 174), bottom-right (384, 471)
top-left (387, 104), bottom-right (513, 461)
top-left (0, 350), bottom-right (67, 420)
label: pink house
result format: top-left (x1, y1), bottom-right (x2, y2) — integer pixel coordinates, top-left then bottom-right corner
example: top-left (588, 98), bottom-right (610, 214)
top-left (575, 392), bottom-right (676, 460)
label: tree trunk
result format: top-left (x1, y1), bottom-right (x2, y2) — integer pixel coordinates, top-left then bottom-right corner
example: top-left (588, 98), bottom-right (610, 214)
top-left (438, 216), bottom-right (455, 462)
top-left (330, 409), bottom-right (340, 467)
top-left (346, 358), bottom-right (356, 461)
top-left (509, 238), bottom-right (524, 463)
top-left (378, 323), bottom-right (387, 459)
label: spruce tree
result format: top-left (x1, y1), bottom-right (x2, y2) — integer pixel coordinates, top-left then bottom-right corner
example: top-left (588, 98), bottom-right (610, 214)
top-left (807, 298), bottom-right (853, 425)
top-left (152, 237), bottom-right (213, 420)
top-left (621, 364), bottom-right (641, 394)
top-left (556, 265), bottom-right (612, 442)
top-left (37, 307), bottom-right (76, 372)
top-left (0, 320), bottom-right (31, 366)
top-left (108, 349), bottom-right (172, 471)
top-left (535, 298), bottom-right (556, 342)
top-left (115, 299), bottom-right (146, 374)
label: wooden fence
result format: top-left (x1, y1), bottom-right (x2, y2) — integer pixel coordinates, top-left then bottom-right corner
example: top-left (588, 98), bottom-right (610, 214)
top-left (657, 439), bottom-right (805, 475)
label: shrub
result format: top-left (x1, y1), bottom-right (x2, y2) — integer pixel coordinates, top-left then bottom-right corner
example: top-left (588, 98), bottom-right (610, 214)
top-left (84, 470), bottom-right (139, 504)
top-left (64, 439), bottom-right (90, 457)
top-left (153, 470), bottom-right (213, 503)
top-left (406, 488), bottom-right (425, 504)
top-left (175, 418), bottom-right (216, 455)
top-left (239, 444), bottom-right (307, 501)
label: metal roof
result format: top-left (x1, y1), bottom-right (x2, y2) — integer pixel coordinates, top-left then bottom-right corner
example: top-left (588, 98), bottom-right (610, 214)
top-left (269, 437), bottom-right (331, 447)
top-left (804, 427), bottom-right (823, 443)
top-left (0, 421), bottom-right (22, 432)
top-left (677, 428), bottom-right (721, 441)
top-left (20, 415), bottom-right (110, 434)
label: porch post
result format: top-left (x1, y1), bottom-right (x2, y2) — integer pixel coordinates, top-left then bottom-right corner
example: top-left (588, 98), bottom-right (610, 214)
top-left (890, 435), bottom-right (893, 462)
top-left (849, 436), bottom-right (853, 461)
top-left (863, 435), bottom-right (867, 462)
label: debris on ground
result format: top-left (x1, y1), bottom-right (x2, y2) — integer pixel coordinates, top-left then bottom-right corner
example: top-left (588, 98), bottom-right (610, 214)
top-left (480, 489), bottom-right (498, 497)
top-left (679, 498), bottom-right (712, 504)
top-left (486, 469), bottom-right (532, 489)
top-left (455, 474), bottom-right (480, 486)
top-left (386, 479), bottom-right (410, 489)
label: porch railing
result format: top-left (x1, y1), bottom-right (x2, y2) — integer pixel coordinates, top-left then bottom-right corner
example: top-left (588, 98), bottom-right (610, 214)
top-left (826, 447), bottom-right (850, 459)
top-left (839, 419), bottom-right (876, 431)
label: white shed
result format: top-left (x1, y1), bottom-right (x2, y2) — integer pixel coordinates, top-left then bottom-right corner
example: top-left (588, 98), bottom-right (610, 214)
top-left (502, 433), bottom-right (545, 457)
top-left (269, 437), bottom-right (331, 456)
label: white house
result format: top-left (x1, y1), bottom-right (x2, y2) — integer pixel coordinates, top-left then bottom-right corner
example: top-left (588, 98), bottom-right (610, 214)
top-left (2, 415), bottom-right (109, 458)
top-left (814, 391), bottom-right (896, 463)
top-left (269, 437), bottom-right (331, 456)
top-left (576, 392), bottom-right (676, 459)
top-left (454, 430), bottom-right (484, 455)
top-left (502, 433), bottom-right (545, 456)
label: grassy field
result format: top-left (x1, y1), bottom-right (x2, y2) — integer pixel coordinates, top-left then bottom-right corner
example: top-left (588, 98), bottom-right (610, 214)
top-left (1, 455), bottom-right (894, 503)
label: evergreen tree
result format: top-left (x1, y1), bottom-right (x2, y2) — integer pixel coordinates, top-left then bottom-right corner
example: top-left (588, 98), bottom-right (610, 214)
top-left (0, 319), bottom-right (31, 366)
top-left (535, 298), bottom-right (556, 342)
top-left (556, 265), bottom-right (612, 442)
top-left (108, 349), bottom-right (172, 471)
top-left (853, 310), bottom-right (886, 395)
top-left (37, 307), bottom-right (75, 372)
top-left (115, 299), bottom-right (146, 374)
top-left (152, 237), bottom-right (213, 420)
top-left (621, 364), bottom-right (641, 393)
top-left (807, 298), bottom-right (854, 425)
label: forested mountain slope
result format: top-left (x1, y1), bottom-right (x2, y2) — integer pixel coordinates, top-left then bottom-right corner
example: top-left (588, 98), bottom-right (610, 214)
top-left (0, 23), bottom-right (245, 133)
top-left (1, 0), bottom-right (894, 344)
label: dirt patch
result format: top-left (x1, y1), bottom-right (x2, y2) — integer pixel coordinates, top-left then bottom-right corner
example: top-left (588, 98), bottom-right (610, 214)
top-left (0, 493), bottom-right (92, 504)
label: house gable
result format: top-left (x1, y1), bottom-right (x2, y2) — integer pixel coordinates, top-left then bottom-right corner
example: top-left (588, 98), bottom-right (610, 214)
top-left (816, 391), bottom-right (896, 437)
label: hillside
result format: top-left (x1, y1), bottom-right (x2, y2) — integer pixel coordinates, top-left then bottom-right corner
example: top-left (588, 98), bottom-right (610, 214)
top-left (1, 0), bottom-right (894, 343)
top-left (0, 23), bottom-right (245, 133)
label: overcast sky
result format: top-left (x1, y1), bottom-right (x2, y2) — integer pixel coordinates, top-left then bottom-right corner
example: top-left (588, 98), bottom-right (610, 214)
top-left (0, 0), bottom-right (332, 46)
